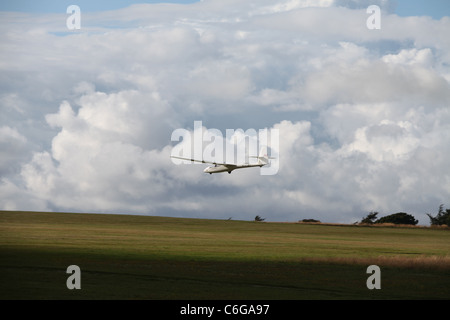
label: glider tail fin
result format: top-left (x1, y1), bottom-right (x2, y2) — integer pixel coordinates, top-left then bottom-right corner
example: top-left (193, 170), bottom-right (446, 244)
top-left (251, 146), bottom-right (275, 166)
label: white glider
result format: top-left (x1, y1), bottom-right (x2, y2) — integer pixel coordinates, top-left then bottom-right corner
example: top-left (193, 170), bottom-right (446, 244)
top-left (171, 148), bottom-right (275, 174)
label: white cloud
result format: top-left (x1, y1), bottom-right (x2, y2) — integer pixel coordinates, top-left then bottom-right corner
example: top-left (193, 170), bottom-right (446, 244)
top-left (0, 126), bottom-right (28, 175)
top-left (1, 0), bottom-right (450, 225)
top-left (15, 89), bottom-right (181, 213)
top-left (344, 120), bottom-right (421, 162)
top-left (382, 48), bottom-right (434, 67)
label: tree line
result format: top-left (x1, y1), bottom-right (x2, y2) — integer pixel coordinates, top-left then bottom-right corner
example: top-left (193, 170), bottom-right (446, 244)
top-left (254, 204), bottom-right (449, 226)
top-left (360, 204), bottom-right (450, 226)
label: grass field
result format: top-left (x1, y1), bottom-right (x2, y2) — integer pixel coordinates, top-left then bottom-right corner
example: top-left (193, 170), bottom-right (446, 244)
top-left (1, 210), bottom-right (449, 300)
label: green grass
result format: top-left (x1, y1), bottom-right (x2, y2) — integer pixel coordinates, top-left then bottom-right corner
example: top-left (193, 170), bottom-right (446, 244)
top-left (1, 211), bottom-right (449, 299)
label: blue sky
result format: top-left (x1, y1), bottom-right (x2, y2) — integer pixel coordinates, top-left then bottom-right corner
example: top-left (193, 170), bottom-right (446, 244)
top-left (395, 0), bottom-right (450, 19)
top-left (0, 0), bottom-right (449, 19)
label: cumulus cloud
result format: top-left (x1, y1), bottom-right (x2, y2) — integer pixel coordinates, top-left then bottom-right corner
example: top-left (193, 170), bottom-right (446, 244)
top-left (1, 0), bottom-right (449, 224)
top-left (0, 126), bottom-right (28, 175)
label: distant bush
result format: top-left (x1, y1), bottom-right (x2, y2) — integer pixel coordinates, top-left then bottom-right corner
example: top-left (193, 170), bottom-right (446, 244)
top-left (375, 212), bottom-right (418, 225)
top-left (300, 219), bottom-right (321, 223)
top-left (427, 204), bottom-right (450, 227)
top-left (360, 211), bottom-right (418, 226)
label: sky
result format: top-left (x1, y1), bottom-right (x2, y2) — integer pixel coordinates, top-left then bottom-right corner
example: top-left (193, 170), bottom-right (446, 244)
top-left (1, 0), bottom-right (449, 225)
top-left (0, 0), bottom-right (449, 19)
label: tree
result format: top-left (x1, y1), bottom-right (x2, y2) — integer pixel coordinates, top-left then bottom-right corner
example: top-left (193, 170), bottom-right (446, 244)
top-left (360, 211), bottom-right (379, 224)
top-left (254, 215), bottom-right (265, 222)
top-left (375, 212), bottom-right (418, 225)
top-left (427, 204), bottom-right (450, 226)
top-left (301, 219), bottom-right (321, 223)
